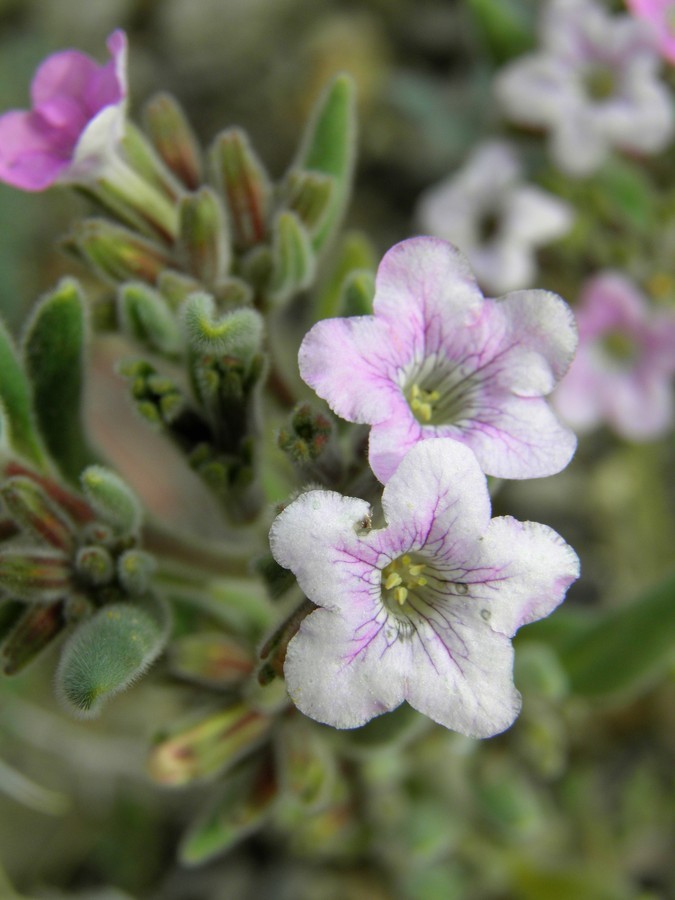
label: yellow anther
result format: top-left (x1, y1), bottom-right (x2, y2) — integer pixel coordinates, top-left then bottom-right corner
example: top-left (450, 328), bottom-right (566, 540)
top-left (410, 384), bottom-right (421, 400)
top-left (385, 572), bottom-right (403, 590)
top-left (417, 401), bottom-right (432, 422)
top-left (408, 564), bottom-right (425, 577)
top-left (402, 555), bottom-right (411, 566)
top-left (417, 576), bottom-right (428, 587)
top-left (394, 586), bottom-right (408, 606)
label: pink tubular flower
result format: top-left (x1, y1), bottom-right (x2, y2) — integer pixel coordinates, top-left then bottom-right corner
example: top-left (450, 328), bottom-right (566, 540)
top-left (627, 0), bottom-right (675, 64)
top-left (300, 236), bottom-right (577, 483)
top-left (270, 440), bottom-right (580, 736)
top-left (553, 272), bottom-right (675, 440)
top-left (0, 31), bottom-right (127, 191)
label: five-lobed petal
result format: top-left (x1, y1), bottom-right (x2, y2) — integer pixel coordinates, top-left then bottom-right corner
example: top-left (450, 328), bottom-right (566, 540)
top-left (0, 30), bottom-right (127, 191)
top-left (270, 440), bottom-right (580, 737)
top-left (300, 236), bottom-right (578, 483)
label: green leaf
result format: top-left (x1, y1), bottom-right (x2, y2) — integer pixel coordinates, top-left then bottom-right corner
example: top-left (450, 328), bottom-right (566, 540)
top-left (55, 600), bottom-right (168, 717)
top-left (118, 281), bottom-right (183, 357)
top-left (293, 73), bottom-right (357, 252)
top-left (314, 230), bottom-right (377, 320)
top-left (595, 159), bottom-right (656, 231)
top-left (0, 317), bottom-right (46, 467)
top-left (22, 278), bottom-right (94, 483)
top-left (183, 292), bottom-right (263, 360)
top-left (179, 757), bottom-right (276, 865)
top-left (465, 0), bottom-right (535, 61)
top-left (555, 572), bottom-right (675, 698)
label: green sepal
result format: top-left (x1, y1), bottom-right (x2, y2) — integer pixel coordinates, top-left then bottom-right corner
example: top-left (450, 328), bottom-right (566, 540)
top-left (0, 476), bottom-right (75, 551)
top-left (282, 169), bottom-right (335, 239)
top-left (65, 219), bottom-right (172, 286)
top-left (267, 211), bottom-right (315, 305)
top-left (147, 702), bottom-right (272, 787)
top-left (178, 755), bottom-right (277, 866)
top-left (292, 73), bottom-right (357, 252)
top-left (2, 600), bottom-right (65, 674)
top-left (314, 230), bottom-right (377, 320)
top-left (183, 292), bottom-right (263, 361)
top-left (22, 279), bottom-right (94, 484)
top-left (167, 632), bottom-right (254, 688)
top-left (0, 318), bottom-right (47, 468)
top-left (118, 281), bottom-right (183, 357)
top-left (80, 465), bottom-right (142, 536)
top-left (341, 269), bottom-right (376, 317)
top-left (121, 121), bottom-right (184, 202)
top-left (178, 187), bottom-right (232, 286)
top-left (211, 127), bottom-right (272, 249)
top-left (143, 92), bottom-right (204, 190)
top-left (276, 719), bottom-right (336, 812)
top-left (55, 598), bottom-right (169, 718)
top-left (556, 571), bottom-right (675, 699)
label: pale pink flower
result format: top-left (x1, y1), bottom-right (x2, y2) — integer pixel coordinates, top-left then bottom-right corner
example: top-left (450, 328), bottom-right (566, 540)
top-left (270, 440), bottom-right (579, 736)
top-left (0, 31), bottom-right (127, 191)
top-left (553, 272), bottom-right (675, 439)
top-left (627, 0), bottom-right (675, 64)
top-left (299, 236), bottom-right (577, 483)
top-left (416, 142), bottom-right (573, 295)
top-left (495, 0), bottom-right (674, 176)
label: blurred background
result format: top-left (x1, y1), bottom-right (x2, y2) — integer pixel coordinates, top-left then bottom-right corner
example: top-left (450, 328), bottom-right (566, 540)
top-left (0, 1), bottom-right (673, 898)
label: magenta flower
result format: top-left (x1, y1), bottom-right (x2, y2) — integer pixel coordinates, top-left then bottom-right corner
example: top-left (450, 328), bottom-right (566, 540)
top-left (495, 0), bottom-right (673, 176)
top-left (553, 272), bottom-right (675, 440)
top-left (299, 237), bottom-right (577, 483)
top-left (0, 31), bottom-right (127, 191)
top-left (416, 141), bottom-right (573, 295)
top-left (270, 440), bottom-right (579, 736)
top-left (627, 0), bottom-right (675, 64)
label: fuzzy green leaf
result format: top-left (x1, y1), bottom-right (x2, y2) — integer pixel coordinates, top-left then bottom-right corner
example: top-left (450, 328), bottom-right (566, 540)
top-left (118, 281), bottom-right (183, 357)
top-left (80, 465), bottom-right (142, 536)
top-left (293, 73), bottom-right (357, 252)
top-left (22, 278), bottom-right (94, 483)
top-left (268, 211), bottom-right (315, 304)
top-left (55, 600), bottom-right (168, 717)
top-left (0, 318), bottom-right (46, 467)
top-left (183, 292), bottom-right (263, 360)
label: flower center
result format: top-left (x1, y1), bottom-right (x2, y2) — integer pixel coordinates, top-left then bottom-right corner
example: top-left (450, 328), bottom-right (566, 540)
top-left (403, 354), bottom-right (479, 428)
top-left (478, 209), bottom-right (501, 243)
top-left (601, 329), bottom-right (637, 365)
top-left (583, 64), bottom-right (616, 102)
top-left (381, 553), bottom-right (429, 614)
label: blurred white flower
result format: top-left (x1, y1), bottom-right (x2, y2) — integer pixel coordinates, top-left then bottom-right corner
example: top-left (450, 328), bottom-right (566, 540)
top-left (416, 141), bottom-right (573, 295)
top-left (495, 0), bottom-right (674, 176)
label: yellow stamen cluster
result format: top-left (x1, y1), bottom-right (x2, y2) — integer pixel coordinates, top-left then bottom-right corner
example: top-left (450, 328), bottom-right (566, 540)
top-left (382, 554), bottom-right (428, 607)
top-left (409, 383), bottom-right (440, 423)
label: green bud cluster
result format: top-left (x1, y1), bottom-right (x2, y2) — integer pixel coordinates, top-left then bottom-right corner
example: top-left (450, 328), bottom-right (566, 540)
top-left (278, 402), bottom-right (333, 464)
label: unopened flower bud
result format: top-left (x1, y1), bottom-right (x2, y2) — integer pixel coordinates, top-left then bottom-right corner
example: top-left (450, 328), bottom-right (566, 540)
top-left (168, 632), bottom-right (254, 688)
top-left (178, 188), bottom-right (231, 286)
top-left (117, 549), bottom-right (156, 596)
top-left (0, 549), bottom-right (71, 602)
top-left (144, 92), bottom-right (203, 190)
top-left (80, 466), bottom-right (142, 536)
top-left (2, 601), bottom-right (65, 674)
top-left (0, 477), bottom-right (74, 551)
top-left (211, 128), bottom-right (271, 249)
top-left (67, 219), bottom-right (172, 285)
top-left (75, 545), bottom-right (115, 587)
top-left (148, 702), bottom-right (272, 786)
top-left (118, 282), bottom-right (183, 356)
top-left (283, 168), bottom-right (334, 238)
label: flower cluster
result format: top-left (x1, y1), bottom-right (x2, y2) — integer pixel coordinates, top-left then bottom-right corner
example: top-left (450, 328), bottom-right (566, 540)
top-left (495, 0), bottom-right (673, 176)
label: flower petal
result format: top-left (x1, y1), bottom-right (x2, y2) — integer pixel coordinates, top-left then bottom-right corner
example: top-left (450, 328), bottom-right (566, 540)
top-left (373, 237), bottom-right (484, 357)
top-left (299, 316), bottom-right (402, 424)
top-left (379, 440), bottom-right (492, 561)
top-left (269, 490), bottom-right (376, 613)
top-left (0, 110), bottom-right (69, 191)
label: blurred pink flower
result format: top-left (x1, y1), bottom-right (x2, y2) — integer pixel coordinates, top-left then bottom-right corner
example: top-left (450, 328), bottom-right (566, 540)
top-left (627, 0), bottom-right (675, 64)
top-left (495, 0), bottom-right (673, 176)
top-left (553, 273), bottom-right (675, 439)
top-left (0, 31), bottom-right (127, 191)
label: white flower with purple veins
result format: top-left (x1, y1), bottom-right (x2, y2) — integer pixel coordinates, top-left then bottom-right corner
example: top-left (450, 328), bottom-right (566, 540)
top-left (495, 0), bottom-right (674, 177)
top-left (416, 142), bottom-right (573, 295)
top-left (553, 272), bottom-right (675, 440)
top-left (300, 236), bottom-right (577, 484)
top-left (270, 440), bottom-right (579, 736)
